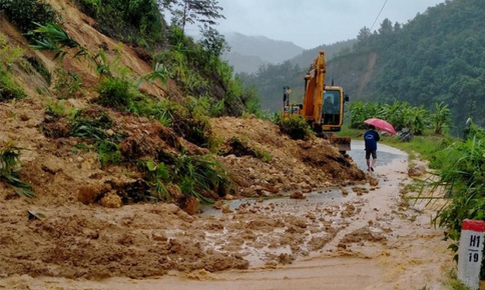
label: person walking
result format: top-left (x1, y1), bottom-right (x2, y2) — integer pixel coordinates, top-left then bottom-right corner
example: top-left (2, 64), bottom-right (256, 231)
top-left (364, 125), bottom-right (380, 172)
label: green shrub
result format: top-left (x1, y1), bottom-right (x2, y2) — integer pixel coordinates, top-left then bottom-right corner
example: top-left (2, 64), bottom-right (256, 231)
top-left (133, 98), bottom-right (174, 126)
top-left (70, 108), bottom-right (113, 140)
top-left (74, 0), bottom-right (163, 47)
top-left (95, 139), bottom-right (122, 167)
top-left (136, 158), bottom-right (171, 201)
top-left (0, 0), bottom-right (57, 35)
top-left (274, 114), bottom-right (313, 140)
top-left (96, 77), bottom-right (137, 111)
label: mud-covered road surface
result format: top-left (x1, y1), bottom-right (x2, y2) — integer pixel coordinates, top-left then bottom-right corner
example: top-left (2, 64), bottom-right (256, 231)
top-left (0, 143), bottom-right (455, 290)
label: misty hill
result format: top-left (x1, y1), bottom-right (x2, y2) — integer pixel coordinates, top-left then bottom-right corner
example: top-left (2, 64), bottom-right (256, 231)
top-left (238, 39), bottom-right (356, 112)
top-left (222, 32), bottom-right (304, 73)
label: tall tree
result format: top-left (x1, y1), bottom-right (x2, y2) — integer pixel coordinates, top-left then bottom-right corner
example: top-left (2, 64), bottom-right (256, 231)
top-left (199, 24), bottom-right (229, 57)
top-left (378, 18), bottom-right (393, 35)
top-left (163, 0), bottom-right (225, 32)
top-left (357, 26), bottom-right (371, 42)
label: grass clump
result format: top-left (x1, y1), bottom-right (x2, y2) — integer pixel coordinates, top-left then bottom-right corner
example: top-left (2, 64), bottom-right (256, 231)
top-left (0, 33), bottom-right (26, 101)
top-left (0, 66), bottom-right (25, 101)
top-left (172, 153), bottom-right (231, 204)
top-left (138, 153), bottom-right (231, 205)
top-left (0, 143), bottom-right (34, 200)
top-left (96, 76), bottom-right (137, 111)
top-left (53, 68), bottom-right (83, 99)
top-left (274, 114), bottom-right (313, 140)
top-left (137, 158), bottom-right (171, 202)
top-left (69, 107), bottom-right (124, 167)
top-left (413, 124), bottom-right (485, 279)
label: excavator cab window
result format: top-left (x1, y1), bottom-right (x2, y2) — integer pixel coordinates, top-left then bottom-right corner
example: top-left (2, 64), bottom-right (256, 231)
top-left (322, 90), bottom-right (341, 125)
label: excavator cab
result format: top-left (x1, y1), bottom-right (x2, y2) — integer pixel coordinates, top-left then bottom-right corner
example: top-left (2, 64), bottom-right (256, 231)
top-left (321, 87), bottom-right (345, 130)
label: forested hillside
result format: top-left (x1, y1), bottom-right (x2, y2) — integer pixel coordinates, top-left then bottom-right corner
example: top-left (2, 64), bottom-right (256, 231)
top-left (244, 0), bottom-right (485, 132)
top-left (334, 0), bottom-right (485, 131)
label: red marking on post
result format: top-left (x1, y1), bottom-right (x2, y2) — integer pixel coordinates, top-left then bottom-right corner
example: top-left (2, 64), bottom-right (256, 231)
top-left (462, 219), bottom-right (485, 232)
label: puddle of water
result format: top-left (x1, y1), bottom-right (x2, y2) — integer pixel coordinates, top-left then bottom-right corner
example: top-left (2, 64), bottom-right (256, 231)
top-left (200, 188), bottom-right (348, 217)
top-left (200, 140), bottom-right (407, 218)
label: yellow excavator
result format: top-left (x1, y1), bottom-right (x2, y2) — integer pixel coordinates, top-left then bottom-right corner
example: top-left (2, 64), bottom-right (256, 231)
top-left (282, 50), bottom-right (350, 152)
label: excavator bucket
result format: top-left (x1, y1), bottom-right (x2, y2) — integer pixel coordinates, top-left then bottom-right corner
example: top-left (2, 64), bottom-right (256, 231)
top-left (321, 133), bottom-right (351, 153)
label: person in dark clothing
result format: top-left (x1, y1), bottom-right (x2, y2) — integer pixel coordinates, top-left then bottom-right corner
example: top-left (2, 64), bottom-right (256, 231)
top-left (364, 125), bottom-right (380, 172)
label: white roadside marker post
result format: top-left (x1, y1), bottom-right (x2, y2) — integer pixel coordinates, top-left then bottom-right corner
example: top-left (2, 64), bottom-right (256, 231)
top-left (457, 219), bottom-right (485, 290)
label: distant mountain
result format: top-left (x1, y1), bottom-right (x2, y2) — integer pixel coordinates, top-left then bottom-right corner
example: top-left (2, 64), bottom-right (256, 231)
top-left (222, 32), bottom-right (304, 74)
top-left (237, 39), bottom-right (356, 112)
top-left (223, 51), bottom-right (267, 75)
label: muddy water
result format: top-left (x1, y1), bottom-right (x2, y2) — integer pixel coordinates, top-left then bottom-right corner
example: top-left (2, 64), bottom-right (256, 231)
top-left (202, 139), bottom-right (406, 218)
top-left (0, 142), bottom-right (456, 290)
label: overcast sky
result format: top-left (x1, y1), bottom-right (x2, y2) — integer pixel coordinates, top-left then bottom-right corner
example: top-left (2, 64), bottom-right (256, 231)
top-left (194, 0), bottom-right (446, 49)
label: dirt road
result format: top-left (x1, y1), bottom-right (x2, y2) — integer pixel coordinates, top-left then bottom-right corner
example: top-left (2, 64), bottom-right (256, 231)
top-left (0, 143), bottom-right (455, 290)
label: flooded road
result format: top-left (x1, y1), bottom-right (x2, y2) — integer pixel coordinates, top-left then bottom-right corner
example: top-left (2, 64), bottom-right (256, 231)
top-left (202, 139), bottom-right (407, 217)
top-left (348, 140), bottom-right (407, 171)
top-left (0, 141), bottom-right (455, 290)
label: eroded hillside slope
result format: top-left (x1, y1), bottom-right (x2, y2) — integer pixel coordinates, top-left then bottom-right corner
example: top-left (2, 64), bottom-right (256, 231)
top-left (0, 0), bottom-right (374, 279)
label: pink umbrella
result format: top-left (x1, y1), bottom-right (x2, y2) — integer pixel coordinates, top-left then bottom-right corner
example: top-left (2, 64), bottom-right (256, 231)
top-left (364, 118), bottom-right (396, 135)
